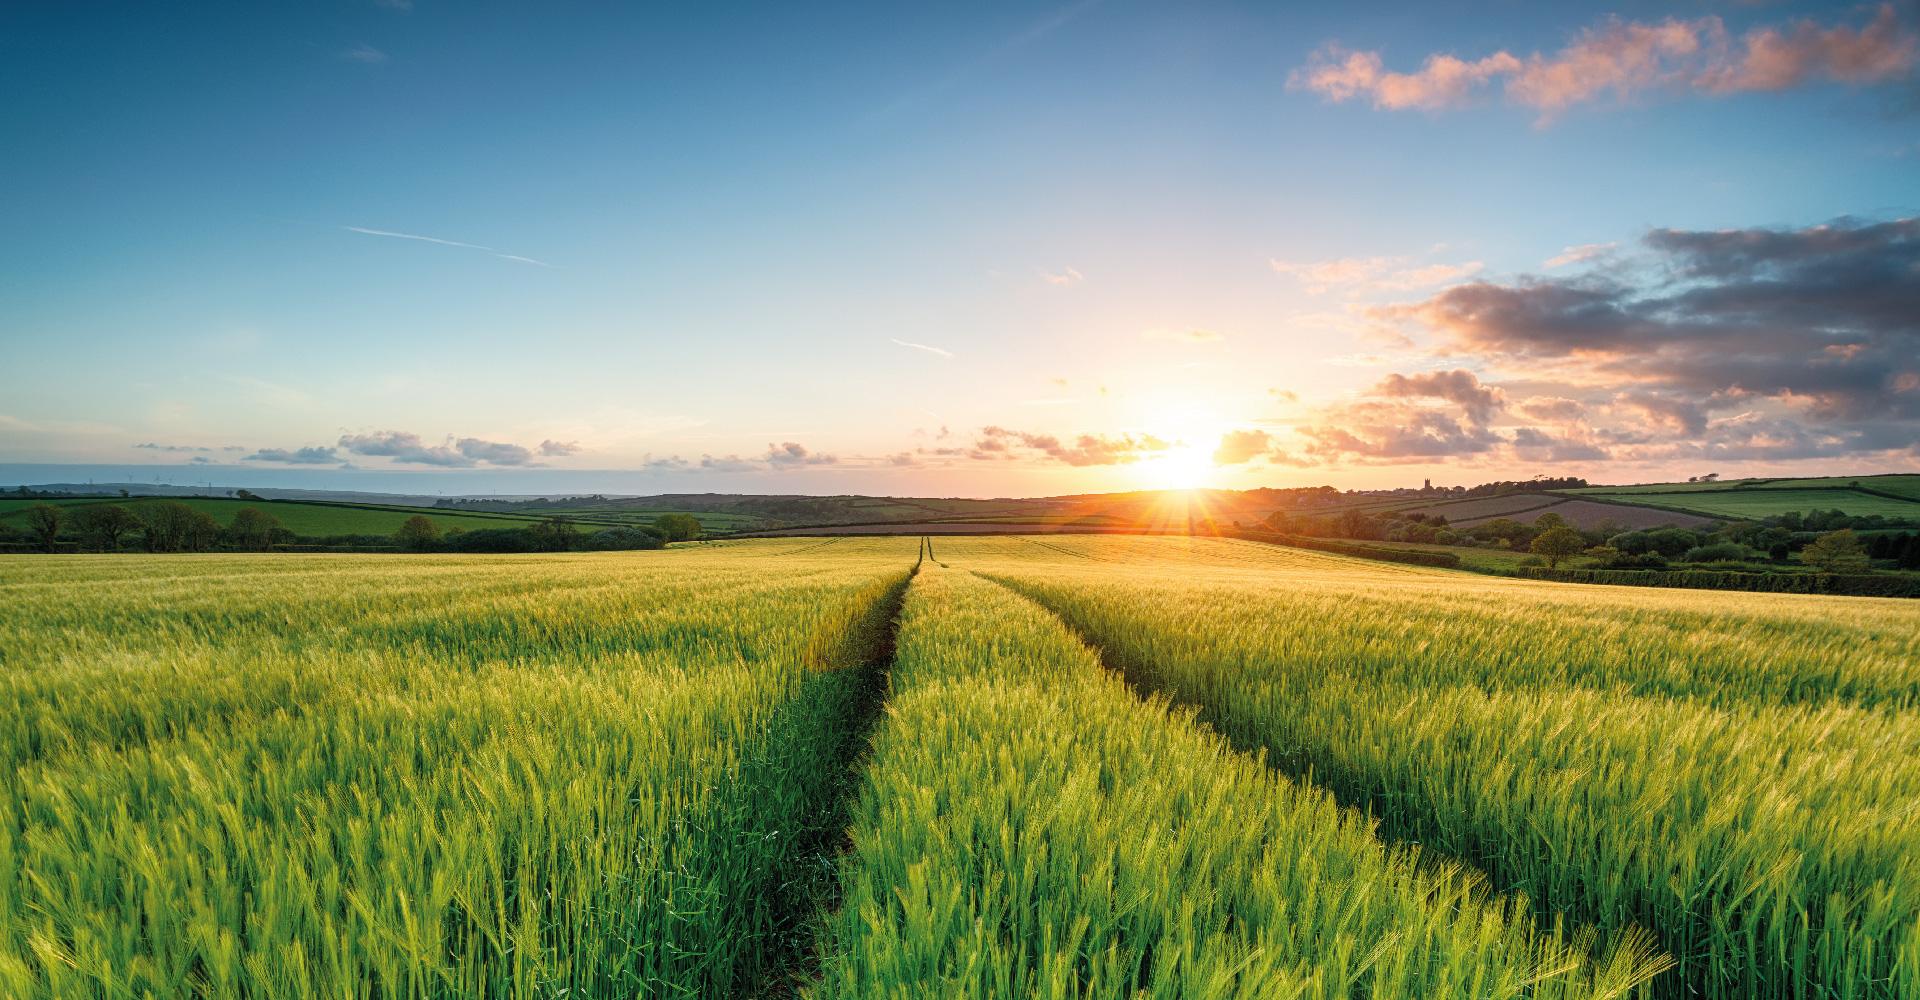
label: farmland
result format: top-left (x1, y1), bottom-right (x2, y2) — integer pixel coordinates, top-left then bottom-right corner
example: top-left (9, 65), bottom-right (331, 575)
top-left (4, 536), bottom-right (1917, 998)
top-left (0, 496), bottom-right (581, 538)
top-left (1567, 476), bottom-right (1920, 522)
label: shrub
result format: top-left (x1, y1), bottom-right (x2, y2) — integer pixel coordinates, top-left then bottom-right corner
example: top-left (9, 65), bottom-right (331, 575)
top-left (438, 528), bottom-right (545, 553)
top-left (1681, 542), bottom-right (1756, 564)
top-left (584, 527), bottom-right (667, 551)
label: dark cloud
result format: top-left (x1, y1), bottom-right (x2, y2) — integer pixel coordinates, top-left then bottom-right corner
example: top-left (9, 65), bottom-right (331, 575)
top-left (538, 439), bottom-right (581, 457)
top-left (247, 445), bottom-right (340, 465)
top-left (1395, 216), bottom-right (1920, 459)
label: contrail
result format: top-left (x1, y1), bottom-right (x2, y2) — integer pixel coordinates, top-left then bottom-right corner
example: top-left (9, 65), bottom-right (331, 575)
top-left (890, 338), bottom-right (954, 358)
top-left (343, 226), bottom-right (555, 267)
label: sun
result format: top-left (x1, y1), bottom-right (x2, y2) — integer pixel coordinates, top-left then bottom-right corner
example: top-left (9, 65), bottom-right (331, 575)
top-left (1139, 441), bottom-right (1214, 491)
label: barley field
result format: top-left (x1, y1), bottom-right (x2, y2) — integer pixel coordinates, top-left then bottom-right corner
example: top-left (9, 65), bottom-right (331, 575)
top-left (3, 535), bottom-right (1916, 998)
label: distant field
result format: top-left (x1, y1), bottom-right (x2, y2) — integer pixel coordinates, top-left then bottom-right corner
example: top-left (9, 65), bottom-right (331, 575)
top-left (0, 496), bottom-right (777, 539)
top-left (1578, 487), bottom-right (1920, 521)
top-left (529, 505), bottom-right (763, 530)
top-left (0, 497), bottom-right (574, 537)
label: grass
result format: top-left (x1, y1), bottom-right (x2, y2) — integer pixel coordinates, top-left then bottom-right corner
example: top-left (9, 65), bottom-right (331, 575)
top-left (1574, 487), bottom-right (1920, 520)
top-left (949, 535), bottom-right (1920, 999)
top-left (0, 539), bottom-right (915, 997)
top-left (810, 565), bottom-right (1668, 999)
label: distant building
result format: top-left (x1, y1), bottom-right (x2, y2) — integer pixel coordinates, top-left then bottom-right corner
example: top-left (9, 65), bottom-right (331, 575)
top-left (1423, 478), bottom-right (1432, 491)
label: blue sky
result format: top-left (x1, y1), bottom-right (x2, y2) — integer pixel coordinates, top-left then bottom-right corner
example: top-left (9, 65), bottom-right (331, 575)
top-left (2, 1), bottom-right (1916, 495)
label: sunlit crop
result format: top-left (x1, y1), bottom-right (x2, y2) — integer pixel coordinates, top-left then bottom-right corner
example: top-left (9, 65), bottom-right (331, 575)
top-left (4, 534), bottom-right (1914, 999)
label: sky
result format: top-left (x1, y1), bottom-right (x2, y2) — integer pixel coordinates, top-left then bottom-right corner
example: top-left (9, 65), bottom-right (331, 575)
top-left (2, 0), bottom-right (1916, 497)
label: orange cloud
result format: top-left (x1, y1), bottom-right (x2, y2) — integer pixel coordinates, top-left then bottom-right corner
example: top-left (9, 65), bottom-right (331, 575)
top-left (1296, 4), bottom-right (1915, 118)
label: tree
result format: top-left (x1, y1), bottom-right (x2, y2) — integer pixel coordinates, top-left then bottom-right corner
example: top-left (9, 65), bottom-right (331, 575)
top-left (653, 513), bottom-right (702, 542)
top-left (526, 517), bottom-right (580, 552)
top-left (1529, 526), bottom-right (1586, 569)
top-left (72, 503), bottom-right (139, 550)
top-left (24, 504), bottom-right (62, 552)
top-left (183, 510), bottom-right (221, 552)
top-left (1801, 529), bottom-right (1869, 574)
top-left (394, 515), bottom-right (440, 550)
top-left (228, 507), bottom-right (280, 551)
top-left (139, 501), bottom-right (197, 552)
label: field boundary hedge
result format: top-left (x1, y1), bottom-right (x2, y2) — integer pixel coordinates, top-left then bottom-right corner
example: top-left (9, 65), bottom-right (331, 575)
top-left (1511, 566), bottom-right (1920, 598)
top-left (1231, 530), bottom-right (1463, 568)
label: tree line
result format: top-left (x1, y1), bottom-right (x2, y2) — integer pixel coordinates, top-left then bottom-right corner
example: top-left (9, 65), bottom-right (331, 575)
top-left (5, 503), bottom-right (704, 554)
top-left (1261, 506), bottom-right (1920, 574)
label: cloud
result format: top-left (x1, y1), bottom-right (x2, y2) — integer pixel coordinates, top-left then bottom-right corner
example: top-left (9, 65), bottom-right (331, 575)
top-left (1295, 4), bottom-right (1916, 118)
top-left (455, 438), bottom-right (534, 466)
top-left (1292, 47), bottom-right (1521, 110)
top-left (1296, 400), bottom-right (1505, 462)
top-left (136, 442), bottom-right (215, 453)
top-left (336, 431), bottom-right (544, 468)
top-left (338, 431), bottom-right (474, 467)
top-left (1270, 255), bottom-right (1482, 294)
top-left (1510, 427), bottom-right (1612, 462)
top-left (1545, 242), bottom-right (1617, 268)
top-left (765, 441), bottom-right (838, 467)
top-left (1373, 368), bottom-right (1505, 424)
top-left (342, 226), bottom-right (555, 268)
top-left (1212, 429), bottom-right (1272, 465)
top-left (246, 445), bottom-right (340, 465)
top-left (890, 338), bottom-right (954, 358)
top-left (1515, 396), bottom-right (1585, 422)
top-left (1697, 4), bottom-right (1916, 93)
top-left (1041, 266), bottom-right (1084, 285)
top-left (538, 439), bottom-right (581, 456)
top-left (699, 454), bottom-right (760, 472)
top-left (1377, 215), bottom-right (1920, 462)
top-left (1617, 391), bottom-right (1708, 436)
top-left (341, 43), bottom-right (389, 64)
top-left (974, 426), bottom-right (1170, 466)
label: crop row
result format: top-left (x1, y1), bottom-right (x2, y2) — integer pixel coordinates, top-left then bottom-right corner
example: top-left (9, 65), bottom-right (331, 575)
top-left (1, 542), bottom-right (914, 998)
top-left (809, 567), bottom-right (1668, 999)
top-left (965, 537), bottom-right (1920, 999)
